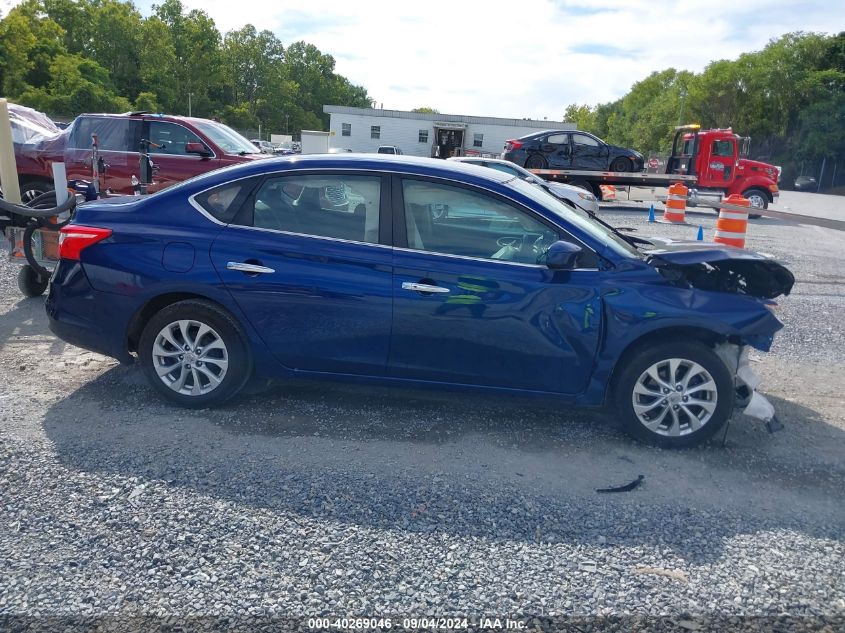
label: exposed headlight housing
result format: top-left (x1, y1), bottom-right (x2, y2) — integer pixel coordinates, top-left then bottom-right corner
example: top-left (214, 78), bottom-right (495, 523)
top-left (578, 192), bottom-right (596, 201)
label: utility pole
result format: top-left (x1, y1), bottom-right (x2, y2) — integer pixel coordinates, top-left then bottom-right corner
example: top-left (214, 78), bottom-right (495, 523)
top-left (188, 93), bottom-right (193, 117)
top-left (677, 88), bottom-right (688, 126)
top-left (285, 114), bottom-right (289, 134)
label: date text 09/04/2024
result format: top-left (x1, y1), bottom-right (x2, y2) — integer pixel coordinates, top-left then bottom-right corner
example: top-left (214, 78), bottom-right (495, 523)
top-left (307, 617), bottom-right (527, 630)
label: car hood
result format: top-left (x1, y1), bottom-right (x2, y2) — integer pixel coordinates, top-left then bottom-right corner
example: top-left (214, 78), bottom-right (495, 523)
top-left (641, 237), bottom-right (795, 299)
top-left (547, 181), bottom-right (590, 196)
top-left (608, 144), bottom-right (642, 159)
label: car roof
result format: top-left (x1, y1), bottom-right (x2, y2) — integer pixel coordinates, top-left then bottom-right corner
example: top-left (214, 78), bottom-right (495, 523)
top-left (77, 112), bottom-right (219, 126)
top-left (449, 157), bottom-right (512, 166)
top-left (160, 153), bottom-right (514, 196)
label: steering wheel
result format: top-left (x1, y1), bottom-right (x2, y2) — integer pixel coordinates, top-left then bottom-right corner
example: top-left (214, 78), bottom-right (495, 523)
top-left (497, 236), bottom-right (523, 249)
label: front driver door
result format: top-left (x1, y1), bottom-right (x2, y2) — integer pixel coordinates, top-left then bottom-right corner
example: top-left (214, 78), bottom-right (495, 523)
top-left (706, 139), bottom-right (736, 186)
top-left (571, 133), bottom-right (605, 170)
top-left (389, 177), bottom-right (602, 394)
top-left (209, 172), bottom-right (393, 375)
top-left (144, 120), bottom-right (222, 193)
top-left (541, 133), bottom-right (572, 169)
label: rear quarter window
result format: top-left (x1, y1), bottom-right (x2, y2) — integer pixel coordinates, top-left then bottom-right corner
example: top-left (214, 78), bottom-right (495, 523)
top-left (193, 179), bottom-right (256, 223)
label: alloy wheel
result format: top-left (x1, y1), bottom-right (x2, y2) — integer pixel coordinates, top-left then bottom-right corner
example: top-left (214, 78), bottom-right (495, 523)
top-left (747, 193), bottom-right (766, 209)
top-left (152, 320), bottom-right (229, 396)
top-left (631, 358), bottom-right (718, 437)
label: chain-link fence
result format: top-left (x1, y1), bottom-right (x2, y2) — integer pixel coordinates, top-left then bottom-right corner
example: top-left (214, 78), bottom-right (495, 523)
top-left (790, 157), bottom-right (844, 193)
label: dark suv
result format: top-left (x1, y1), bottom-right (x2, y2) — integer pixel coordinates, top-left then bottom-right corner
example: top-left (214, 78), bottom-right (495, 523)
top-left (503, 130), bottom-right (644, 173)
top-left (15, 112), bottom-right (267, 199)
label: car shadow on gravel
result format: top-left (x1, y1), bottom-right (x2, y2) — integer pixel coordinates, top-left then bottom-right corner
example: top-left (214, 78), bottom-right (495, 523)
top-left (40, 364), bottom-right (845, 563)
top-left (0, 295), bottom-right (67, 356)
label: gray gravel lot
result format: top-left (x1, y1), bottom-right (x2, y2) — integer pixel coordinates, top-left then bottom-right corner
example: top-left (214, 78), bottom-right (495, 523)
top-left (1, 194), bottom-right (844, 631)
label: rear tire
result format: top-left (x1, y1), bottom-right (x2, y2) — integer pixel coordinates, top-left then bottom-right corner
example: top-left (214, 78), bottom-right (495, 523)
top-left (613, 341), bottom-right (734, 448)
top-left (19, 179), bottom-right (54, 205)
top-left (17, 265), bottom-right (49, 297)
top-left (138, 299), bottom-right (252, 408)
top-left (525, 154), bottom-right (547, 170)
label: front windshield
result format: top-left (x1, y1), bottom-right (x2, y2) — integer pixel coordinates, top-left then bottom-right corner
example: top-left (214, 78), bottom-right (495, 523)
top-left (193, 120), bottom-right (260, 155)
top-left (505, 177), bottom-right (643, 259)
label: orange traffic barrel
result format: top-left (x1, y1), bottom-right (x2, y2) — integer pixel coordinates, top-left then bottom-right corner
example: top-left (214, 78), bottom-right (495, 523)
top-left (663, 182), bottom-right (688, 222)
top-left (713, 194), bottom-right (750, 248)
top-left (599, 184), bottom-right (616, 201)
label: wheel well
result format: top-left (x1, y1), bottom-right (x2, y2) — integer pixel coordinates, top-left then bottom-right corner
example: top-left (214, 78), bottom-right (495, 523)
top-left (607, 326), bottom-right (734, 400)
top-left (742, 187), bottom-right (772, 203)
top-left (19, 175), bottom-right (53, 185)
top-left (127, 292), bottom-right (223, 353)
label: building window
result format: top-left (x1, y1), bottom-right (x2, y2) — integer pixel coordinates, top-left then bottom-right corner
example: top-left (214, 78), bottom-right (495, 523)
top-left (342, 123), bottom-right (351, 137)
top-left (473, 133), bottom-right (483, 148)
top-left (371, 126), bottom-right (380, 139)
top-left (418, 129), bottom-right (429, 143)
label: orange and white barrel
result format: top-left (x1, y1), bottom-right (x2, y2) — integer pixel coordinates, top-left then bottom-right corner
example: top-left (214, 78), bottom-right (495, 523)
top-left (663, 182), bottom-right (688, 223)
top-left (599, 184), bottom-right (616, 201)
top-left (713, 194), bottom-right (750, 248)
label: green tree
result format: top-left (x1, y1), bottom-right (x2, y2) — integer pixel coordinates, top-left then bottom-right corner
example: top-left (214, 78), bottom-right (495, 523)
top-left (85, 0), bottom-right (143, 99)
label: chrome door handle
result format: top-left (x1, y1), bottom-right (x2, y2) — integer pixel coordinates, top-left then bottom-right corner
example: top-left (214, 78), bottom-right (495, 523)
top-left (226, 262), bottom-right (275, 274)
top-left (402, 282), bottom-right (449, 294)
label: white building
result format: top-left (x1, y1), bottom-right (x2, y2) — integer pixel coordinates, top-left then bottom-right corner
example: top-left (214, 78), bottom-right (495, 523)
top-left (323, 106), bottom-right (574, 158)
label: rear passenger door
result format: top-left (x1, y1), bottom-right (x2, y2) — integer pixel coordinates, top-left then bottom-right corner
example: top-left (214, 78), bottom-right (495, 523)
top-left (63, 116), bottom-right (142, 194)
top-left (541, 133), bottom-right (572, 169)
top-left (208, 172), bottom-right (394, 375)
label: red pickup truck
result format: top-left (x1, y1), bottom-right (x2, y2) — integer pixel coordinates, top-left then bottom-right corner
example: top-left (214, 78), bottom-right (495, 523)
top-left (14, 111), bottom-right (267, 201)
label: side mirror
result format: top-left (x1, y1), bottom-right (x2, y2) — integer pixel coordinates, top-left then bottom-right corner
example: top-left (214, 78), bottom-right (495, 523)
top-left (185, 142), bottom-right (212, 157)
top-left (544, 240), bottom-right (582, 270)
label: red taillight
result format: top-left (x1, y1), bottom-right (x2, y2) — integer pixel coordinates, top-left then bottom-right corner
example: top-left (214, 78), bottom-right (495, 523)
top-left (58, 225), bottom-right (112, 261)
top-left (505, 139), bottom-right (523, 152)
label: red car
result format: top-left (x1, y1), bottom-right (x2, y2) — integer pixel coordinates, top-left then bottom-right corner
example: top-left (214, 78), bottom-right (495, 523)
top-left (14, 112), bottom-right (267, 201)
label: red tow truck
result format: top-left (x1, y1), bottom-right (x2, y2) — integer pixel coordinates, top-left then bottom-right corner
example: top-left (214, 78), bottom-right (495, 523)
top-left (528, 125), bottom-right (780, 211)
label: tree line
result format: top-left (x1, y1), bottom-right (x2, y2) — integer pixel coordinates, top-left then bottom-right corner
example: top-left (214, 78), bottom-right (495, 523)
top-left (563, 32), bottom-right (845, 188)
top-left (0, 0), bottom-right (373, 134)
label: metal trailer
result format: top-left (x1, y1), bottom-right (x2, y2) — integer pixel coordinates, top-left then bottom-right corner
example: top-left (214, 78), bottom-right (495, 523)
top-left (528, 167), bottom-right (701, 202)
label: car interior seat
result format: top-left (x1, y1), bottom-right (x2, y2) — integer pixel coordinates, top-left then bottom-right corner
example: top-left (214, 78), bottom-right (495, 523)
top-left (254, 185), bottom-right (302, 233)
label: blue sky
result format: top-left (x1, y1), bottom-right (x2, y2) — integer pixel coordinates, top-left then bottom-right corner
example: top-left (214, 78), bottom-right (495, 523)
top-left (13, 0), bottom-right (845, 120)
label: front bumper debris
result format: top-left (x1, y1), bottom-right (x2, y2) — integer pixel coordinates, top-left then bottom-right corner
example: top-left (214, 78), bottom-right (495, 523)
top-left (715, 343), bottom-right (782, 433)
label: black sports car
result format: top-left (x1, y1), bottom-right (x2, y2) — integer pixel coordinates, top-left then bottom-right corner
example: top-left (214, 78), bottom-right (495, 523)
top-left (503, 130), bottom-right (644, 172)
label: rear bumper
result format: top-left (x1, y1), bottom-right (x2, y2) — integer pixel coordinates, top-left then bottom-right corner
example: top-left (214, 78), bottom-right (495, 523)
top-left (45, 262), bottom-right (134, 363)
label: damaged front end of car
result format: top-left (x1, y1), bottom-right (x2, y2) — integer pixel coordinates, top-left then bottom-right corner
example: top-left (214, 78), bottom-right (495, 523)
top-left (645, 240), bottom-right (795, 430)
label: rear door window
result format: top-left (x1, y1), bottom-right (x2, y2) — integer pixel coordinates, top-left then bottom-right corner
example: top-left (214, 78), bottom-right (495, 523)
top-left (70, 117), bottom-right (141, 152)
top-left (546, 134), bottom-right (569, 145)
top-left (243, 174), bottom-right (382, 244)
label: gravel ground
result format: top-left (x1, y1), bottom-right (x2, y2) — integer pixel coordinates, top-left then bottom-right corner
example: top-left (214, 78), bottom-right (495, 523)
top-left (1, 198), bottom-right (844, 632)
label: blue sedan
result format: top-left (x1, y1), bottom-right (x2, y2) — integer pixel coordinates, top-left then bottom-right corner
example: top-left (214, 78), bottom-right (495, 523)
top-left (46, 155), bottom-right (794, 447)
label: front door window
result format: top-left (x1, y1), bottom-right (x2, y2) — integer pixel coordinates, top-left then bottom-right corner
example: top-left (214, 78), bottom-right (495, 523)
top-left (402, 180), bottom-right (557, 265)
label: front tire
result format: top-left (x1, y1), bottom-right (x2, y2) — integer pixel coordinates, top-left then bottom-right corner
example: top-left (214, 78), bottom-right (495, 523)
top-left (742, 188), bottom-right (768, 219)
top-left (613, 341), bottom-right (734, 448)
top-left (610, 157), bottom-right (633, 172)
top-left (138, 299), bottom-right (252, 407)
